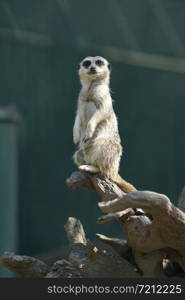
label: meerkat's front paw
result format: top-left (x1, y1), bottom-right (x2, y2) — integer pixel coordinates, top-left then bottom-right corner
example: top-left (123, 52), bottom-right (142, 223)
top-left (83, 132), bottom-right (93, 144)
top-left (79, 165), bottom-right (100, 173)
top-left (83, 133), bottom-right (93, 143)
top-left (73, 134), bottom-right (80, 145)
top-left (73, 126), bottom-right (81, 145)
top-left (85, 123), bottom-right (95, 140)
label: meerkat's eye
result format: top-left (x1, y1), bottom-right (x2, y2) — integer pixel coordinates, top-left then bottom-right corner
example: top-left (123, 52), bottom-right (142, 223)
top-left (95, 59), bottom-right (104, 66)
top-left (82, 60), bottom-right (91, 68)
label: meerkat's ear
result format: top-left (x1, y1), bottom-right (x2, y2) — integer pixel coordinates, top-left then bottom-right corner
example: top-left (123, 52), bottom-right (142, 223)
top-left (78, 63), bottom-right (81, 69)
top-left (108, 63), bottom-right (112, 72)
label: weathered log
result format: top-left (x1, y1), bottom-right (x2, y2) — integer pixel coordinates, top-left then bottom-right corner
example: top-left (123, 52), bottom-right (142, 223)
top-left (63, 217), bottom-right (139, 277)
top-left (0, 217), bottom-right (139, 278)
top-left (0, 252), bottom-right (49, 277)
top-left (67, 171), bottom-right (185, 277)
top-left (0, 171), bottom-right (184, 278)
top-left (98, 191), bottom-right (185, 253)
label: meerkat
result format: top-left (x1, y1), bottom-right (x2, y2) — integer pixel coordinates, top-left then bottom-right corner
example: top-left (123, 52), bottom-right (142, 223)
top-left (73, 56), bottom-right (136, 193)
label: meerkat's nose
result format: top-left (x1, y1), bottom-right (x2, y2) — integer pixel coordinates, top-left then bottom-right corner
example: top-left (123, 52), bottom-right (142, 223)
top-left (90, 66), bottom-right (96, 73)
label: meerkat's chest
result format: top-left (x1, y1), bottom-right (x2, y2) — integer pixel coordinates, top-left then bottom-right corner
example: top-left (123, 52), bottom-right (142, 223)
top-left (82, 100), bottom-right (96, 123)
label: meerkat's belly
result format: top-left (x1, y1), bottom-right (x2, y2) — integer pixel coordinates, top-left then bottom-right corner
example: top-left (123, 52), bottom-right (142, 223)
top-left (82, 101), bottom-right (96, 128)
top-left (94, 113), bottom-right (120, 141)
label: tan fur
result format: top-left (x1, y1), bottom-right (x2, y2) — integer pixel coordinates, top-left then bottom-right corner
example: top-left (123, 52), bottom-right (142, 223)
top-left (73, 56), bottom-right (136, 193)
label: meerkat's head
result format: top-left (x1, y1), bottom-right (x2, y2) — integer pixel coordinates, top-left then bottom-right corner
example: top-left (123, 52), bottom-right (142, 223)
top-left (78, 56), bottom-right (111, 83)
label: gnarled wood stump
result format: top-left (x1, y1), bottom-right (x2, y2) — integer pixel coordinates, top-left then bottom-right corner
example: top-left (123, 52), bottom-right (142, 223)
top-left (66, 171), bottom-right (185, 277)
top-left (0, 171), bottom-right (185, 278)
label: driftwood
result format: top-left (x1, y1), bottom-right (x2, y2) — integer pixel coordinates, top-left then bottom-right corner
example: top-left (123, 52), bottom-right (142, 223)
top-left (0, 217), bottom-right (138, 278)
top-left (0, 171), bottom-right (185, 278)
top-left (66, 171), bottom-right (185, 277)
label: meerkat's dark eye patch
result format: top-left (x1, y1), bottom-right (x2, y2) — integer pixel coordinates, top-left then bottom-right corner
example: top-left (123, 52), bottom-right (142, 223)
top-left (95, 59), bottom-right (104, 66)
top-left (82, 60), bottom-right (91, 68)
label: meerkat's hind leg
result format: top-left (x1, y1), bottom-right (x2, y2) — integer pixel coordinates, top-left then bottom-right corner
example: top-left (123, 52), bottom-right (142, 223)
top-left (73, 148), bottom-right (86, 166)
top-left (79, 165), bottom-right (100, 173)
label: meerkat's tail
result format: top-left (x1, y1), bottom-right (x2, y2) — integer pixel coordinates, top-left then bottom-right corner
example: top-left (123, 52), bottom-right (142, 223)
top-left (113, 174), bottom-right (137, 193)
top-left (79, 164), bottom-right (136, 193)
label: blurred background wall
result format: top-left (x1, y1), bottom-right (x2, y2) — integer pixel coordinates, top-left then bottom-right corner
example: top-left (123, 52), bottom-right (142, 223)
top-left (0, 0), bottom-right (184, 272)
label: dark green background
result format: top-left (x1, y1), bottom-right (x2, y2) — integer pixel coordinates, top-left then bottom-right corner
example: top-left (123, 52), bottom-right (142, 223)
top-left (0, 0), bottom-right (184, 258)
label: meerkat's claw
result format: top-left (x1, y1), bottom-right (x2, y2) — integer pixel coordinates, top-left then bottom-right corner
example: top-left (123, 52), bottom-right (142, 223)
top-left (82, 137), bottom-right (90, 144)
top-left (79, 165), bottom-right (100, 173)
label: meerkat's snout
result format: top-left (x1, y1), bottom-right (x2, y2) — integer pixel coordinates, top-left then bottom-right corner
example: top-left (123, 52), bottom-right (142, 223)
top-left (89, 66), bottom-right (96, 74)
